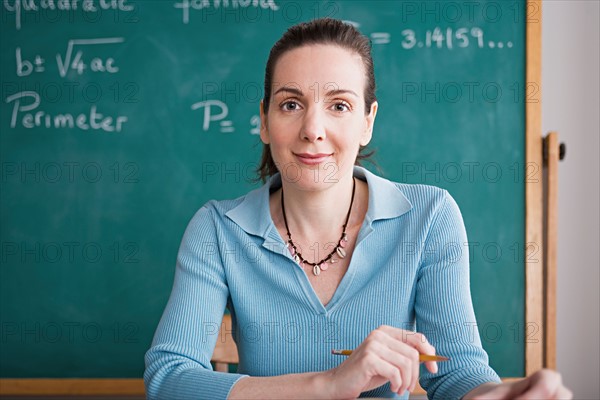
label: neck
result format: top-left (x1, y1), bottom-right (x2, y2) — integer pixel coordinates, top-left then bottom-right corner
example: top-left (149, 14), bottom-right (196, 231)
top-left (277, 172), bottom-right (357, 240)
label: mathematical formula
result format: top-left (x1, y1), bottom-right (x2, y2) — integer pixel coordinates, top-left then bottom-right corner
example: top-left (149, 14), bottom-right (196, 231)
top-left (16, 37), bottom-right (124, 78)
top-left (191, 100), bottom-right (260, 135)
top-left (3, 0), bottom-right (135, 30)
top-left (400, 27), bottom-right (513, 50)
top-left (3, 1), bottom-right (517, 136)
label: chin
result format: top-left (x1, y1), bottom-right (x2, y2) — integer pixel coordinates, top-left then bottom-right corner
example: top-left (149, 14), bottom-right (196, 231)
top-left (299, 175), bottom-right (346, 193)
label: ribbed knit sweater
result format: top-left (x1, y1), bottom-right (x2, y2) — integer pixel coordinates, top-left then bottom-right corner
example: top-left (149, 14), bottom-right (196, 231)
top-left (144, 166), bottom-right (501, 399)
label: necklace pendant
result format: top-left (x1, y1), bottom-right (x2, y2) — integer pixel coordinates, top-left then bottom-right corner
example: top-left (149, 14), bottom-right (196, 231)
top-left (320, 262), bottom-right (329, 271)
top-left (312, 265), bottom-right (321, 276)
top-left (293, 254), bottom-right (300, 264)
top-left (287, 243), bottom-right (295, 256)
top-left (339, 234), bottom-right (349, 248)
top-left (330, 258), bottom-right (338, 264)
top-left (336, 247), bottom-right (346, 259)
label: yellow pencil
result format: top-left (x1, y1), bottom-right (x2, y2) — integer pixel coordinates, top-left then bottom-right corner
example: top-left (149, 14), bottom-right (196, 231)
top-left (331, 349), bottom-right (450, 362)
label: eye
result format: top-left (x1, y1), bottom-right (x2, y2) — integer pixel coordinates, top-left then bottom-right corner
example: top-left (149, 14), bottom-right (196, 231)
top-left (331, 101), bottom-right (351, 113)
top-left (280, 100), bottom-right (301, 112)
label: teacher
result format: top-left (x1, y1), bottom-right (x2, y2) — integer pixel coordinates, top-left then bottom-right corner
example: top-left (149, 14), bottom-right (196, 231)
top-left (145, 18), bottom-right (571, 400)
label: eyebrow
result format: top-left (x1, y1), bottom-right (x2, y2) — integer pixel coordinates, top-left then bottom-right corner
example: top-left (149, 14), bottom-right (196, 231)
top-left (273, 86), bottom-right (359, 98)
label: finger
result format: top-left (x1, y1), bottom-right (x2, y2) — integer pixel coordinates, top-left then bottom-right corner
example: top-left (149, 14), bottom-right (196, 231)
top-left (376, 325), bottom-right (436, 356)
top-left (424, 359), bottom-right (438, 374)
top-left (411, 349), bottom-right (420, 391)
top-left (368, 329), bottom-right (420, 393)
top-left (381, 326), bottom-right (436, 354)
top-left (369, 355), bottom-right (403, 393)
top-left (378, 326), bottom-right (438, 374)
top-left (358, 333), bottom-right (412, 394)
top-left (515, 371), bottom-right (561, 400)
top-left (556, 386), bottom-right (573, 399)
top-left (381, 339), bottom-right (420, 393)
top-left (382, 349), bottom-right (416, 394)
top-left (471, 379), bottom-right (537, 400)
top-left (515, 384), bottom-right (564, 400)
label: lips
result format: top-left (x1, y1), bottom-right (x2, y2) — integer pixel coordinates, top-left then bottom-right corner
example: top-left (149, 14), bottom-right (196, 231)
top-left (294, 152), bottom-right (332, 165)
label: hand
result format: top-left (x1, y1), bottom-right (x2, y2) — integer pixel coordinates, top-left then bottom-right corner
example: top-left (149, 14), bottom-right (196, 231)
top-left (323, 325), bottom-right (439, 399)
top-left (466, 369), bottom-right (573, 400)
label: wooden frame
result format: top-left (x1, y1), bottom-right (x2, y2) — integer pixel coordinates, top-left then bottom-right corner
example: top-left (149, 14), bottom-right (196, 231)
top-left (524, 0), bottom-right (545, 376)
top-left (0, 0), bottom-right (551, 395)
top-left (542, 131), bottom-right (560, 369)
top-left (0, 379), bottom-right (144, 396)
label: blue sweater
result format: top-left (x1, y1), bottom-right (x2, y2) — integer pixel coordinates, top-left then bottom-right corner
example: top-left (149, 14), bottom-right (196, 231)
top-left (144, 166), bottom-right (501, 399)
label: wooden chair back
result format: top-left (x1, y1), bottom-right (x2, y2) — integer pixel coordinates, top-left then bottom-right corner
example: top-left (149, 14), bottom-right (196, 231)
top-left (211, 314), bottom-right (239, 372)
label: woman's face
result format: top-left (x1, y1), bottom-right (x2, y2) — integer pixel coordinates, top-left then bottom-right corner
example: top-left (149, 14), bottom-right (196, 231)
top-left (260, 44), bottom-right (378, 191)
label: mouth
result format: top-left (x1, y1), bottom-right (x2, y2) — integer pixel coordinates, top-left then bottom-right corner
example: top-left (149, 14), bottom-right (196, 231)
top-left (293, 152), bottom-right (332, 165)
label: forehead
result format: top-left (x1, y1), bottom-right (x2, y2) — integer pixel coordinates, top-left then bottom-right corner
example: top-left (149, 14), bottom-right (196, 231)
top-left (272, 44), bottom-right (366, 96)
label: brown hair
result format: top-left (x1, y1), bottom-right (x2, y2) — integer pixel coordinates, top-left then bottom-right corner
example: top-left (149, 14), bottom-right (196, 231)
top-left (256, 18), bottom-right (377, 182)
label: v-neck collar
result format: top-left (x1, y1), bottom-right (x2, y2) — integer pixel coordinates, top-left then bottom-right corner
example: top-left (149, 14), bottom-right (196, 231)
top-left (224, 166), bottom-right (413, 313)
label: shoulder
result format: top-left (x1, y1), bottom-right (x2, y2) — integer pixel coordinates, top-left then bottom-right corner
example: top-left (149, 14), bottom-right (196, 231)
top-left (184, 180), bottom-right (272, 239)
top-left (380, 172), bottom-right (457, 216)
top-left (186, 194), bottom-right (248, 228)
top-left (356, 166), bottom-right (463, 227)
top-left (393, 181), bottom-right (449, 208)
top-left (369, 171), bottom-right (465, 231)
top-left (399, 181), bottom-right (462, 219)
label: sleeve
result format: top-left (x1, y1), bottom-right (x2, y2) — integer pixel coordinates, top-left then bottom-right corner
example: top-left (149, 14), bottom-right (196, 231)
top-left (415, 192), bottom-right (501, 400)
top-left (144, 204), bottom-right (248, 400)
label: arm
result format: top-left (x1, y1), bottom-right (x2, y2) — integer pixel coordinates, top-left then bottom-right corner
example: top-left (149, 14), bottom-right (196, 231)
top-left (414, 192), bottom-right (572, 400)
top-left (462, 370), bottom-right (572, 400)
top-left (144, 205), bottom-right (247, 400)
top-left (228, 372), bottom-right (331, 400)
top-left (146, 203), bottom-right (439, 399)
top-left (415, 192), bottom-right (501, 399)
top-left (228, 325), bottom-right (439, 399)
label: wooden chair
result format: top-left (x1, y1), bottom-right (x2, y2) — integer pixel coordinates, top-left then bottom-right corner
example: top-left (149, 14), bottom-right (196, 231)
top-left (211, 314), bottom-right (239, 372)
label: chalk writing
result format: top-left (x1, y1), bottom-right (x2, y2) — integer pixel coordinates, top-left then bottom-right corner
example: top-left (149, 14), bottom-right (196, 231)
top-left (56, 38), bottom-right (124, 78)
top-left (249, 115), bottom-right (260, 135)
top-left (16, 38), bottom-right (124, 78)
top-left (401, 27), bottom-right (513, 50)
top-left (370, 33), bottom-right (390, 45)
top-left (191, 99), bottom-right (261, 135)
top-left (191, 100), bottom-right (233, 133)
top-left (3, 0), bottom-right (134, 30)
top-left (15, 47), bottom-right (44, 76)
top-left (6, 91), bottom-right (128, 132)
top-left (342, 20), bottom-right (511, 51)
top-left (174, 0), bottom-right (280, 24)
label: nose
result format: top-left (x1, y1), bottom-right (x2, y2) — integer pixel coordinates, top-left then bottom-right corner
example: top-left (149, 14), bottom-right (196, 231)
top-left (300, 107), bottom-right (326, 142)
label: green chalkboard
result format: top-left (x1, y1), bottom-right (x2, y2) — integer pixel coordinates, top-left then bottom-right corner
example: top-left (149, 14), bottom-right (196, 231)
top-left (1, 0), bottom-right (533, 382)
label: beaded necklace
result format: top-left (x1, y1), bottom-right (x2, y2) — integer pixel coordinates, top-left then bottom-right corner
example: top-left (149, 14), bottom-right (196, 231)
top-left (281, 178), bottom-right (356, 276)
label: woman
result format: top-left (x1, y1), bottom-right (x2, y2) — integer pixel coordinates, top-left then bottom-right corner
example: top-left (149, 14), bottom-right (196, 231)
top-left (145, 18), bottom-right (571, 400)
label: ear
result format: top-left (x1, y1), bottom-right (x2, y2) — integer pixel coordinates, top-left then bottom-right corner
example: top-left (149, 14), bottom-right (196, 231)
top-left (360, 101), bottom-right (378, 146)
top-left (259, 100), bottom-right (270, 144)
